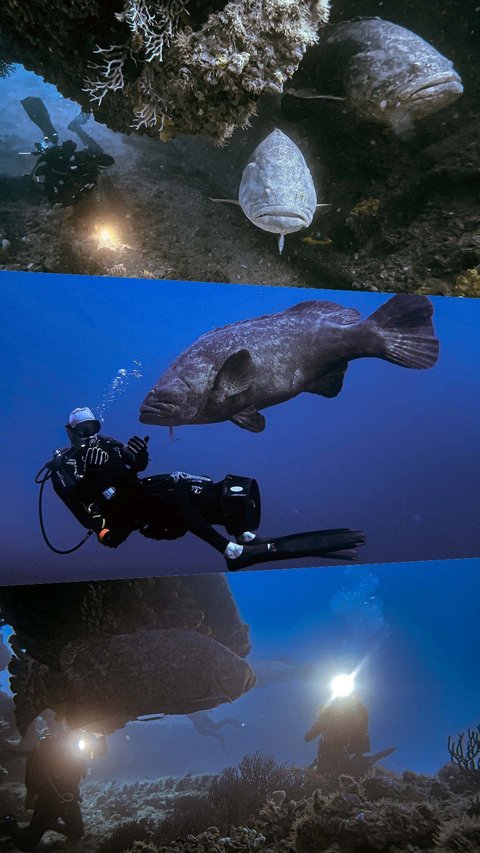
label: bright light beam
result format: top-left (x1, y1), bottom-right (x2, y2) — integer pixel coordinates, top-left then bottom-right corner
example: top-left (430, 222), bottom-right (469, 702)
top-left (330, 672), bottom-right (356, 698)
top-left (94, 224), bottom-right (132, 252)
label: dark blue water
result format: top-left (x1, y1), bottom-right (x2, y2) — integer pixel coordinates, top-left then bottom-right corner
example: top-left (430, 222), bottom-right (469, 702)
top-left (1, 271), bottom-right (480, 583)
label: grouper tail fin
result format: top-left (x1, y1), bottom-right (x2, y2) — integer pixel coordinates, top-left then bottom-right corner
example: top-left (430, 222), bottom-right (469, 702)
top-left (8, 651), bottom-right (51, 736)
top-left (365, 295), bottom-right (439, 369)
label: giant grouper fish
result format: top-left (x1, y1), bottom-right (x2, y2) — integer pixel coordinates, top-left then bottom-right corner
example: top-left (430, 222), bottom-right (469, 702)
top-left (210, 129), bottom-right (330, 254)
top-left (9, 628), bottom-right (256, 734)
top-left (283, 18), bottom-right (463, 136)
top-left (139, 294), bottom-right (439, 434)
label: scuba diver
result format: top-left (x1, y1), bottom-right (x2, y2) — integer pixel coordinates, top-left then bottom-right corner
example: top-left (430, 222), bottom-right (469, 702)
top-left (39, 407), bottom-right (365, 571)
top-left (0, 731), bottom-right (106, 851)
top-left (186, 712), bottom-right (246, 753)
top-left (305, 693), bottom-right (371, 773)
top-left (20, 97), bottom-right (114, 206)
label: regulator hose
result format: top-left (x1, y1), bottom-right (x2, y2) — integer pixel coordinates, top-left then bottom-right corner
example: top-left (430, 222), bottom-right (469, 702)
top-left (35, 462), bottom-right (92, 554)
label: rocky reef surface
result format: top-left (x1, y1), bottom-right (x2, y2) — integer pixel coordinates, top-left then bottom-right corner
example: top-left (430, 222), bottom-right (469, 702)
top-left (0, 0), bottom-right (330, 144)
top-left (1, 753), bottom-right (480, 852)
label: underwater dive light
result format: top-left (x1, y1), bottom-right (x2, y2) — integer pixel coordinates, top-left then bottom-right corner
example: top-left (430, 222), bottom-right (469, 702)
top-left (94, 223), bottom-right (131, 252)
top-left (330, 672), bottom-right (356, 698)
top-left (70, 731), bottom-right (108, 760)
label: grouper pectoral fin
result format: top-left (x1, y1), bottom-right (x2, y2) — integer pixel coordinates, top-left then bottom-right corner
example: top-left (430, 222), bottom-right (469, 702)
top-left (231, 406), bottom-right (266, 433)
top-left (209, 198), bottom-right (240, 205)
top-left (304, 361), bottom-right (348, 398)
top-left (286, 89), bottom-right (347, 102)
top-left (212, 350), bottom-right (256, 399)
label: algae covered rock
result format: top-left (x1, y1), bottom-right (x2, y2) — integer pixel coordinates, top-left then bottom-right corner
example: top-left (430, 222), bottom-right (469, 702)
top-left (0, 0), bottom-right (330, 143)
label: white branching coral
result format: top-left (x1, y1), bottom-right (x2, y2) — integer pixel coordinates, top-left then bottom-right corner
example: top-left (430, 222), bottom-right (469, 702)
top-left (83, 0), bottom-right (331, 142)
top-left (118, 0), bottom-right (188, 63)
top-left (83, 44), bottom-right (129, 106)
top-left (132, 64), bottom-right (170, 130)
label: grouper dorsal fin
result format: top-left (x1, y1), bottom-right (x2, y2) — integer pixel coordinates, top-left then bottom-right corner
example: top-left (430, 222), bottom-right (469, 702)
top-left (231, 406), bottom-right (266, 433)
top-left (212, 349), bottom-right (256, 399)
top-left (304, 361), bottom-right (348, 398)
top-left (284, 301), bottom-right (361, 325)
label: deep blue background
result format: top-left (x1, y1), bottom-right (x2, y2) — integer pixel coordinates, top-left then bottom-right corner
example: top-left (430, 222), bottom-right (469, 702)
top-left (1, 270), bottom-right (480, 584)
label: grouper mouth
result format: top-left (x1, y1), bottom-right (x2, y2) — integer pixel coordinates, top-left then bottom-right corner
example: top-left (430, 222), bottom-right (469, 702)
top-left (399, 73), bottom-right (463, 104)
top-left (139, 401), bottom-right (179, 425)
top-left (253, 208), bottom-right (310, 234)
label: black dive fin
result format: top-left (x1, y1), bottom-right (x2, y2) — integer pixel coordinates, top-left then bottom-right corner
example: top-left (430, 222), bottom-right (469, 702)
top-left (364, 295), bottom-right (439, 369)
top-left (226, 528), bottom-right (365, 571)
top-left (68, 112), bottom-right (103, 154)
top-left (20, 97), bottom-right (58, 144)
top-left (364, 746), bottom-right (396, 766)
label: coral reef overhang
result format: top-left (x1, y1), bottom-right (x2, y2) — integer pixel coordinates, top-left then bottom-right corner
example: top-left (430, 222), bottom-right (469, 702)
top-left (0, 0), bottom-right (330, 143)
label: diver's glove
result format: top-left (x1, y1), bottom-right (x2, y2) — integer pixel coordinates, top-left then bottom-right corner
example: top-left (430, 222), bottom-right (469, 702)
top-left (124, 435), bottom-right (149, 469)
top-left (83, 446), bottom-right (108, 473)
top-left (97, 528), bottom-right (128, 548)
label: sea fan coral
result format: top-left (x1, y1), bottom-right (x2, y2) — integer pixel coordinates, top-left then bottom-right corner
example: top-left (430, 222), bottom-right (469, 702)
top-left (0, 59), bottom-right (14, 77)
top-left (434, 814), bottom-right (480, 851)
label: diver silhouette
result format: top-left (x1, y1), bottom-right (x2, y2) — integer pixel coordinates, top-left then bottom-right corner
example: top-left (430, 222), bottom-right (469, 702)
top-left (43, 407), bottom-right (365, 570)
top-left (0, 731), bottom-right (106, 851)
top-left (186, 711), bottom-right (246, 753)
top-left (305, 694), bottom-right (371, 773)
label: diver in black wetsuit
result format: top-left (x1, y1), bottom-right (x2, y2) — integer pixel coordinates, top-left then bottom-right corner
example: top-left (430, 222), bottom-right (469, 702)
top-left (31, 140), bottom-right (115, 206)
top-left (49, 407), bottom-right (259, 567)
top-left (44, 407), bottom-right (364, 570)
top-left (20, 97), bottom-right (115, 206)
top-left (0, 731), bottom-right (105, 851)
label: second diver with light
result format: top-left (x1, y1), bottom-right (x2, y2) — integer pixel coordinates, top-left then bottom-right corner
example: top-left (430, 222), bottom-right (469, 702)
top-left (43, 407), bottom-right (365, 570)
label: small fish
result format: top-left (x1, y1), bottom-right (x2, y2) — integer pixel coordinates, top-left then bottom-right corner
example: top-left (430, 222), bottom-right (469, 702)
top-left (301, 236), bottom-right (333, 246)
top-left (210, 129), bottom-right (330, 253)
top-left (284, 18), bottom-right (463, 136)
top-left (140, 294), bottom-right (439, 434)
top-left (10, 629), bottom-right (256, 734)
